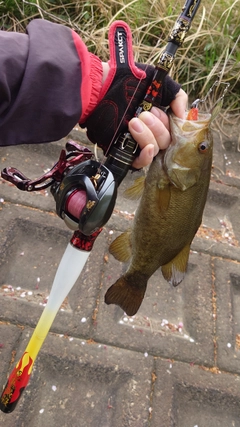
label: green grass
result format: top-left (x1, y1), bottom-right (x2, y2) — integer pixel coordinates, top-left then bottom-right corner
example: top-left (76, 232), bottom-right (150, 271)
top-left (0, 0), bottom-right (239, 120)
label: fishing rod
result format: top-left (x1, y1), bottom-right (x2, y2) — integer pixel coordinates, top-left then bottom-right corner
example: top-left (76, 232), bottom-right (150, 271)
top-left (0, 0), bottom-right (202, 413)
top-left (104, 0), bottom-right (202, 186)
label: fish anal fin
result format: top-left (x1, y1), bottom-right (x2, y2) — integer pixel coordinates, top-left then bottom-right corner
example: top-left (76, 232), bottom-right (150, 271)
top-left (123, 176), bottom-right (145, 200)
top-left (161, 243), bottom-right (191, 286)
top-left (105, 273), bottom-right (147, 316)
top-left (109, 230), bottom-right (132, 262)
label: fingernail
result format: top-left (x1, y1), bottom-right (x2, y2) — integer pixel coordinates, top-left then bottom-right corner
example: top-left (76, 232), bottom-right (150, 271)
top-left (151, 106), bottom-right (162, 119)
top-left (130, 118), bottom-right (144, 133)
top-left (141, 112), bottom-right (155, 126)
top-left (148, 144), bottom-right (154, 159)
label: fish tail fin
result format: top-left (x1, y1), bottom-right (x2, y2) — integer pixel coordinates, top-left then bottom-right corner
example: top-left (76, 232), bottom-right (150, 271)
top-left (105, 274), bottom-right (147, 316)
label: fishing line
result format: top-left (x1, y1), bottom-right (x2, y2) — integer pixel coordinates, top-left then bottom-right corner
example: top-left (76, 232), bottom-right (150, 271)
top-left (102, 63), bottom-right (150, 159)
top-left (101, 38), bottom-right (165, 160)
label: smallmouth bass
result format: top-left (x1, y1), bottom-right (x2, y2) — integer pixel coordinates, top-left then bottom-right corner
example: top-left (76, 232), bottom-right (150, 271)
top-left (105, 109), bottom-right (213, 316)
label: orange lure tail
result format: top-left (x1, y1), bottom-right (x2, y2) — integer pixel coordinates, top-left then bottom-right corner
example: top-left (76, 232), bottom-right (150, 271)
top-left (186, 107), bottom-right (198, 120)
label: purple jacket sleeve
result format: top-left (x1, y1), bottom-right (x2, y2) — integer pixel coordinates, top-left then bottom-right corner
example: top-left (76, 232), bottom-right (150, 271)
top-left (0, 20), bottom-right (86, 146)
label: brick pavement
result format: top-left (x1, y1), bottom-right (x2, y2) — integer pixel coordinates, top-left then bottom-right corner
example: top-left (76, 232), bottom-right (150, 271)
top-left (0, 125), bottom-right (240, 426)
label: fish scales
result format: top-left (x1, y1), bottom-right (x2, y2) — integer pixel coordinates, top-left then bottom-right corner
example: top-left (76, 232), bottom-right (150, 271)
top-left (131, 155), bottom-right (210, 272)
top-left (105, 111), bottom-right (213, 316)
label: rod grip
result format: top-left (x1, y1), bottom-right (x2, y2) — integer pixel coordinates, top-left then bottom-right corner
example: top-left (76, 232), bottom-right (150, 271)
top-left (104, 132), bottom-right (139, 185)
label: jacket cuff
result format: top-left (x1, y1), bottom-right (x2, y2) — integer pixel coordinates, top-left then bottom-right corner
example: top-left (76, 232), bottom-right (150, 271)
top-left (71, 30), bottom-right (103, 124)
top-left (80, 53), bottom-right (103, 123)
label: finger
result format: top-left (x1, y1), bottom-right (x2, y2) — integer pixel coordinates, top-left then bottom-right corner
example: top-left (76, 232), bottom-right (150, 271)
top-left (151, 106), bottom-right (169, 130)
top-left (129, 112), bottom-right (171, 169)
top-left (170, 88), bottom-right (188, 119)
top-left (132, 144), bottom-right (155, 169)
top-left (128, 116), bottom-right (158, 160)
top-left (128, 117), bottom-right (156, 168)
top-left (137, 111), bottom-right (171, 151)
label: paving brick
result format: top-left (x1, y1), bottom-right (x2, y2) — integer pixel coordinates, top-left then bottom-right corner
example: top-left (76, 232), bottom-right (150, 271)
top-left (151, 358), bottom-right (240, 427)
top-left (0, 328), bottom-right (153, 427)
top-left (213, 258), bottom-right (240, 373)
top-left (0, 204), bottom-right (116, 341)
top-left (212, 126), bottom-right (240, 183)
top-left (1, 129), bottom-right (240, 426)
top-left (93, 249), bottom-right (215, 365)
top-left (0, 323), bottom-right (23, 385)
top-left (0, 141), bottom-right (64, 212)
top-left (204, 180), bottom-right (240, 244)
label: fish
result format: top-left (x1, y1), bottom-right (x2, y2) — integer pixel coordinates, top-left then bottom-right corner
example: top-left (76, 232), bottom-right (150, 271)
top-left (105, 107), bottom-right (214, 316)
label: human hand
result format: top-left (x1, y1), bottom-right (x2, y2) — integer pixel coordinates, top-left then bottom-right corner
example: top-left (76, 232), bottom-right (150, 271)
top-left (81, 21), bottom-right (183, 157)
top-left (129, 89), bottom-right (188, 169)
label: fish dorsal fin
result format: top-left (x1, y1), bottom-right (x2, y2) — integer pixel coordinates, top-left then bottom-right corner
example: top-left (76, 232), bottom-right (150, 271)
top-left (123, 176), bottom-right (145, 200)
top-left (161, 243), bottom-right (191, 286)
top-left (109, 230), bottom-right (132, 262)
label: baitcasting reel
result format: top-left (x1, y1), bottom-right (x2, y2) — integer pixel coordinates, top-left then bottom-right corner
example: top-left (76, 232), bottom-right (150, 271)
top-left (1, 141), bottom-right (118, 236)
top-left (51, 158), bottom-right (117, 235)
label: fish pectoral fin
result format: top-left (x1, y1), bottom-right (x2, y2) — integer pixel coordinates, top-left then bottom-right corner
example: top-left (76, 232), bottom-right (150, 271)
top-left (157, 185), bottom-right (171, 213)
top-left (109, 230), bottom-right (132, 262)
top-left (161, 243), bottom-right (191, 286)
top-left (123, 176), bottom-right (145, 200)
top-left (105, 273), bottom-right (147, 316)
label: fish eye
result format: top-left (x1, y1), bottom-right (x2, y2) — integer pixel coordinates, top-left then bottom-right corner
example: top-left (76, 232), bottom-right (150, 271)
top-left (198, 141), bottom-right (209, 153)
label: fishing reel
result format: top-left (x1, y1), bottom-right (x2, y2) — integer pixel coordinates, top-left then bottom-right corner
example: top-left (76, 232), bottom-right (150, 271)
top-left (1, 141), bottom-right (118, 236)
top-left (51, 159), bottom-right (117, 235)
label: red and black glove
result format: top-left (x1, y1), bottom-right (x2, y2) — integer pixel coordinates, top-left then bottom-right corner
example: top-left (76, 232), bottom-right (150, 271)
top-left (80, 20), bottom-right (181, 154)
